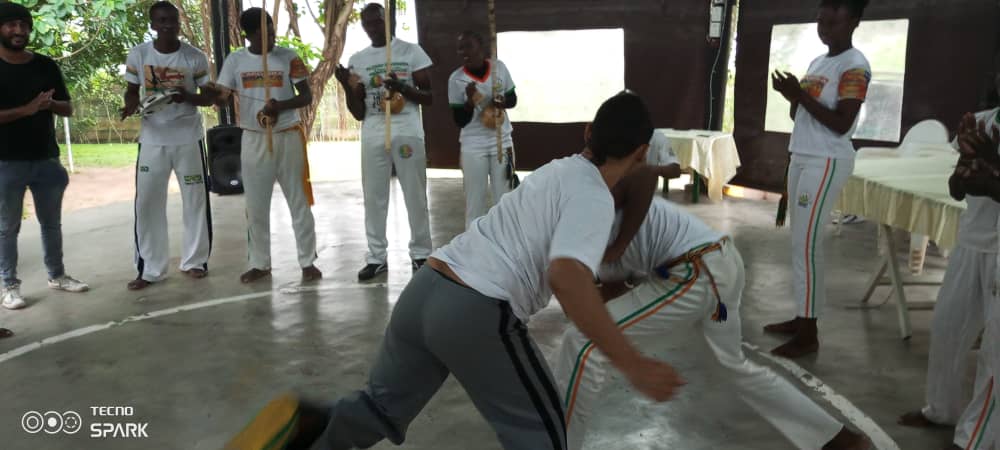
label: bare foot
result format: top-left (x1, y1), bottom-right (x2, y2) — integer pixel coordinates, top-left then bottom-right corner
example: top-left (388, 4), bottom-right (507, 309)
top-left (240, 268), bottom-right (271, 284)
top-left (127, 278), bottom-right (153, 290)
top-left (182, 268), bottom-right (208, 279)
top-left (764, 318), bottom-right (799, 335)
top-left (822, 427), bottom-right (871, 450)
top-left (771, 334), bottom-right (819, 358)
top-left (301, 266), bottom-right (323, 283)
top-left (898, 410), bottom-right (937, 428)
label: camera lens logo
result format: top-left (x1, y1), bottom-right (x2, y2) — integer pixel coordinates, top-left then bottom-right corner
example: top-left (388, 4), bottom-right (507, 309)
top-left (21, 411), bottom-right (82, 434)
top-left (21, 411), bottom-right (43, 434)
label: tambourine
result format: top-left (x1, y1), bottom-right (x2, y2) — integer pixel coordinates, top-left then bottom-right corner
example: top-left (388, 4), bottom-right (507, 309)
top-left (138, 88), bottom-right (181, 117)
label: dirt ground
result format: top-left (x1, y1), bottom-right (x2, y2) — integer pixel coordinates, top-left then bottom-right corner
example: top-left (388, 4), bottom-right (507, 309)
top-left (23, 167), bottom-right (178, 217)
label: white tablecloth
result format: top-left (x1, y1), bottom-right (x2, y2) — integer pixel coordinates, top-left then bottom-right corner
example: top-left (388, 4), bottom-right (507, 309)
top-left (656, 128), bottom-right (741, 201)
top-left (836, 154), bottom-right (965, 248)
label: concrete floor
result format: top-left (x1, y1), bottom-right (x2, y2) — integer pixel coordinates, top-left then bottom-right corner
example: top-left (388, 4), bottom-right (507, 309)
top-left (0, 175), bottom-right (964, 449)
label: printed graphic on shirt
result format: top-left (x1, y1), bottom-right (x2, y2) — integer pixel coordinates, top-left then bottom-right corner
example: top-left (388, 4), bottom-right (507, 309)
top-left (143, 66), bottom-right (186, 91)
top-left (800, 75), bottom-right (828, 99)
top-left (838, 68), bottom-right (872, 100)
top-left (240, 71), bottom-right (284, 89)
top-left (361, 62), bottom-right (412, 113)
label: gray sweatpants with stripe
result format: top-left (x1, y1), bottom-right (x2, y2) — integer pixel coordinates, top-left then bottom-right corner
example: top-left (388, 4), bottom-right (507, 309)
top-left (309, 266), bottom-right (567, 450)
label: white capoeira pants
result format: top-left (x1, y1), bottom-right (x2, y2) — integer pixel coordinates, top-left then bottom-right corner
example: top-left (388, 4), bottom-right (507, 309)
top-left (460, 147), bottom-right (513, 228)
top-left (554, 240), bottom-right (843, 450)
top-left (920, 246), bottom-right (997, 448)
top-left (241, 128), bottom-right (317, 270)
top-left (133, 141), bottom-right (212, 282)
top-left (788, 154), bottom-right (854, 318)
top-left (361, 134), bottom-right (432, 264)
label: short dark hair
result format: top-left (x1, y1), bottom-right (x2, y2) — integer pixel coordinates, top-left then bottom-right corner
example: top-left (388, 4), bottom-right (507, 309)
top-left (362, 3), bottom-right (384, 17)
top-left (459, 31), bottom-right (486, 47)
top-left (149, 1), bottom-right (178, 18)
top-left (819, 0), bottom-right (869, 19)
top-left (239, 7), bottom-right (273, 36)
top-left (588, 91), bottom-right (653, 166)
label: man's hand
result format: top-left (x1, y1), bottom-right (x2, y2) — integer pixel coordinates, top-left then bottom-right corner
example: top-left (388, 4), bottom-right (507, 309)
top-left (24, 90), bottom-right (54, 116)
top-left (491, 93), bottom-right (506, 110)
top-left (771, 70), bottom-right (802, 102)
top-left (334, 64), bottom-right (351, 84)
top-left (170, 86), bottom-right (191, 105)
top-left (602, 242), bottom-right (627, 264)
top-left (384, 72), bottom-right (406, 94)
top-left (958, 120), bottom-right (1000, 164)
top-left (259, 99), bottom-right (280, 125)
top-left (465, 81), bottom-right (478, 101)
top-left (617, 355), bottom-right (686, 402)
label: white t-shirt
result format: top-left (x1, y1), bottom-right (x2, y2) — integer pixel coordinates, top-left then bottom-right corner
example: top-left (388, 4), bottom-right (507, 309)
top-left (788, 48), bottom-right (871, 160)
top-left (348, 39), bottom-right (433, 140)
top-left (599, 197), bottom-right (723, 281)
top-left (124, 42), bottom-right (210, 145)
top-left (217, 47), bottom-right (310, 132)
top-left (956, 108), bottom-right (1000, 252)
top-left (432, 154), bottom-right (614, 321)
top-left (647, 131), bottom-right (679, 167)
top-left (447, 59), bottom-right (515, 151)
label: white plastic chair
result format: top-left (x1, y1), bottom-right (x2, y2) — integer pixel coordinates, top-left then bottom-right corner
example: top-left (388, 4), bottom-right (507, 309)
top-left (897, 120), bottom-right (951, 273)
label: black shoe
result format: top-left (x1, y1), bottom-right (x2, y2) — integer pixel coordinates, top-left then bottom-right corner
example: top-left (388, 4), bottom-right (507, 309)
top-left (412, 259), bottom-right (427, 272)
top-left (358, 263), bottom-right (388, 281)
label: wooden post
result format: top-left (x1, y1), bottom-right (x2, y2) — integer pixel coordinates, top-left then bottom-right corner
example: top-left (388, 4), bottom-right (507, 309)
top-left (383, 2), bottom-right (393, 153)
top-left (488, 0), bottom-right (502, 162)
top-left (261, 2), bottom-right (273, 152)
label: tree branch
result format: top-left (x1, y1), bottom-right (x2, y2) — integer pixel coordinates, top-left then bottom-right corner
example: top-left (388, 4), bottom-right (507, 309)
top-left (285, 0), bottom-right (302, 38)
top-left (305, 0), bottom-right (323, 35)
top-left (198, 0), bottom-right (217, 80)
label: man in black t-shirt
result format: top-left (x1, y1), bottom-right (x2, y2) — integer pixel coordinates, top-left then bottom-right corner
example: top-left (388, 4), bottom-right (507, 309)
top-left (0, 3), bottom-right (88, 317)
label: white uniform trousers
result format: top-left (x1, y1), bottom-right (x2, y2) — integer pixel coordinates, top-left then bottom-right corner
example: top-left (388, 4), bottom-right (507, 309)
top-left (788, 153), bottom-right (854, 318)
top-left (361, 134), bottom-right (432, 264)
top-left (460, 146), bottom-right (513, 229)
top-left (554, 241), bottom-right (843, 450)
top-left (241, 128), bottom-right (317, 270)
top-left (133, 141), bottom-right (212, 281)
top-left (920, 247), bottom-right (997, 450)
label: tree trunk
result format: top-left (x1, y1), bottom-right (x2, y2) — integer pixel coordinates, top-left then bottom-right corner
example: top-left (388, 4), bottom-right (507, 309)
top-left (198, 0), bottom-right (217, 80)
top-left (301, 0), bottom-right (354, 137)
top-left (228, 0), bottom-right (242, 50)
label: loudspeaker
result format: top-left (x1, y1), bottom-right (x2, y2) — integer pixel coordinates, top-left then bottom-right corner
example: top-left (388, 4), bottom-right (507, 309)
top-left (206, 125), bottom-right (244, 195)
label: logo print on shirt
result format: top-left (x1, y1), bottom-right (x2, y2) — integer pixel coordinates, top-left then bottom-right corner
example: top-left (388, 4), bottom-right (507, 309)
top-left (240, 71), bottom-right (284, 89)
top-left (799, 75), bottom-right (828, 99)
top-left (144, 66), bottom-right (186, 91)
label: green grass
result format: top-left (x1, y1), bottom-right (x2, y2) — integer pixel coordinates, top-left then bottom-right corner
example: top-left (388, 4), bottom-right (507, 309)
top-left (58, 143), bottom-right (137, 169)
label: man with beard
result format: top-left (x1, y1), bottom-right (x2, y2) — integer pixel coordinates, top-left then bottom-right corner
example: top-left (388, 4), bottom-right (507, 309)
top-left (0, 2), bottom-right (89, 318)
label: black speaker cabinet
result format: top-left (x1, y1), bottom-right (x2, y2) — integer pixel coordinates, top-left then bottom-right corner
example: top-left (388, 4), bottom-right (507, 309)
top-left (206, 125), bottom-right (244, 195)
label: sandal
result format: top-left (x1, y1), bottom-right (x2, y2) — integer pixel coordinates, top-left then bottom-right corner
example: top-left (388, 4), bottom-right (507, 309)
top-left (182, 268), bottom-right (208, 279)
top-left (127, 278), bottom-right (153, 291)
top-left (240, 268), bottom-right (271, 284)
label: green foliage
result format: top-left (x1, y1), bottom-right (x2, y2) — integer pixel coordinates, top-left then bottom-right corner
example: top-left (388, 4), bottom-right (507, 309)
top-left (277, 35), bottom-right (321, 69)
top-left (14, 0), bottom-right (150, 88)
top-left (58, 143), bottom-right (138, 168)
